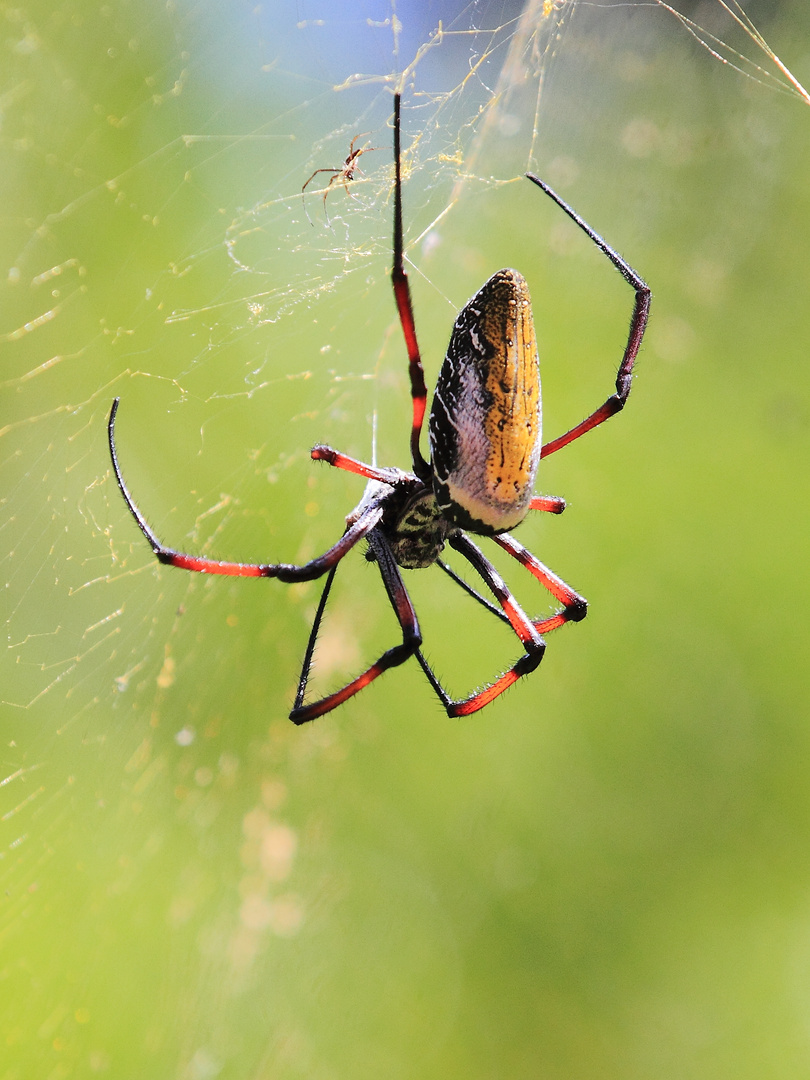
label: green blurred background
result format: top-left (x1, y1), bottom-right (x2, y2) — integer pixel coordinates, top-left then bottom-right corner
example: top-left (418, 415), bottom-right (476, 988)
top-left (3, 1), bottom-right (810, 1076)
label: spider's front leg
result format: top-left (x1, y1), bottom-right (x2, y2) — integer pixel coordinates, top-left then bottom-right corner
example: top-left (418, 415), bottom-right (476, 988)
top-left (524, 174), bottom-right (651, 459)
top-left (310, 444), bottom-right (410, 487)
top-left (389, 93), bottom-right (431, 481)
top-left (108, 398), bottom-right (382, 582)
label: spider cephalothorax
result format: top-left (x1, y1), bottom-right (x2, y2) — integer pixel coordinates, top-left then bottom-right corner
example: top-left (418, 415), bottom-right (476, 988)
top-left (108, 90), bottom-right (650, 722)
top-left (383, 485), bottom-right (452, 570)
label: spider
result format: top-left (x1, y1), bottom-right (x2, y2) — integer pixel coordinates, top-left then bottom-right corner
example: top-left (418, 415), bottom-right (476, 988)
top-left (108, 91), bottom-right (650, 724)
top-left (301, 131), bottom-right (378, 225)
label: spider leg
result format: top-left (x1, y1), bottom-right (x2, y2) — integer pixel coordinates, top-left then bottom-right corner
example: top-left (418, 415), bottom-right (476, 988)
top-left (341, 170), bottom-right (366, 204)
top-left (491, 532), bottom-right (587, 633)
top-left (302, 168), bottom-right (340, 227)
top-left (524, 174), bottom-right (651, 459)
top-left (301, 167), bottom-right (341, 195)
top-left (390, 93), bottom-right (431, 482)
top-left (310, 445), bottom-right (406, 485)
top-left (346, 132), bottom-right (369, 157)
top-left (436, 558), bottom-right (510, 626)
top-left (289, 562), bottom-right (339, 720)
top-left (418, 533), bottom-right (547, 717)
top-left (108, 398), bottom-right (382, 582)
top-left (320, 172), bottom-right (344, 227)
top-left (434, 489), bottom-right (569, 627)
top-left (290, 526), bottom-right (422, 724)
top-left (530, 494), bottom-right (566, 513)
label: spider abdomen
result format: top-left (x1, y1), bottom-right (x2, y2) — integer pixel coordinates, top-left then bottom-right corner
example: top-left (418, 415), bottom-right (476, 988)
top-left (429, 268), bottom-right (542, 536)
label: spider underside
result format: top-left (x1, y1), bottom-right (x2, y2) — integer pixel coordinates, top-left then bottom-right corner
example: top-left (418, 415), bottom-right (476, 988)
top-left (108, 91), bottom-right (650, 723)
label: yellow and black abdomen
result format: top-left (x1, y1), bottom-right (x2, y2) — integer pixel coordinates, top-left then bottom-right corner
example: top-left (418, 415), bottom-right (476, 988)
top-left (429, 269), bottom-right (542, 536)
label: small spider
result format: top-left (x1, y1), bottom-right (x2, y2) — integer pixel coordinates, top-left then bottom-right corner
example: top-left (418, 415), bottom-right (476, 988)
top-left (108, 91), bottom-right (650, 724)
top-left (301, 131), bottom-right (377, 225)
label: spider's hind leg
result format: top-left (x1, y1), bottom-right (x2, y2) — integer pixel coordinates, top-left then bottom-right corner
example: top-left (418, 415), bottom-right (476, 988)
top-left (417, 533), bottom-right (548, 718)
top-left (492, 532), bottom-right (587, 633)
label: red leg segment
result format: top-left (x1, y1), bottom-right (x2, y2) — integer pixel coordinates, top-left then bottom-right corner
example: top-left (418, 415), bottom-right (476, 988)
top-left (524, 174), bottom-right (651, 460)
top-left (529, 494), bottom-right (566, 513)
top-left (290, 527), bottom-right (422, 723)
top-left (109, 398), bottom-right (383, 582)
top-left (418, 533), bottom-right (547, 717)
top-left (310, 445), bottom-right (406, 485)
top-left (491, 532), bottom-right (587, 633)
top-left (434, 486), bottom-right (570, 628)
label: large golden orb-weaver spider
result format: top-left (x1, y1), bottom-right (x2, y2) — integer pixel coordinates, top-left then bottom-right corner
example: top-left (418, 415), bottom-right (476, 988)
top-left (108, 92), bottom-right (650, 723)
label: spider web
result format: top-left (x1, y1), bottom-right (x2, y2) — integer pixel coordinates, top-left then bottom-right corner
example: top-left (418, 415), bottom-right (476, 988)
top-left (3, 1), bottom-right (585, 743)
top-left (3, 0), bottom-right (804, 712)
top-left (1, 0), bottom-right (808, 1073)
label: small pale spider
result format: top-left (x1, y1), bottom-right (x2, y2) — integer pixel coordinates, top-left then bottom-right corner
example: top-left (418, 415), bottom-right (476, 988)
top-left (301, 131), bottom-right (377, 225)
top-left (108, 91), bottom-right (650, 723)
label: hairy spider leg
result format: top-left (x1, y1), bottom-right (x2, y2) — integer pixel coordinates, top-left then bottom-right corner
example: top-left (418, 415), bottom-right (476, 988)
top-left (108, 398), bottom-right (382, 582)
top-left (432, 493), bottom-right (567, 626)
top-left (310, 444), bottom-right (406, 485)
top-left (390, 93), bottom-right (431, 482)
top-left (524, 174), bottom-right (651, 460)
top-left (418, 533), bottom-right (547, 716)
top-left (290, 528), bottom-right (422, 724)
top-left (530, 495), bottom-right (566, 513)
top-left (491, 533), bottom-right (587, 633)
top-left (420, 525), bottom-right (588, 715)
